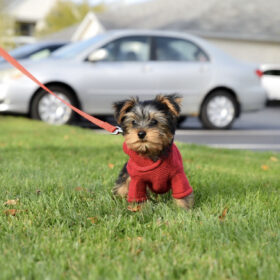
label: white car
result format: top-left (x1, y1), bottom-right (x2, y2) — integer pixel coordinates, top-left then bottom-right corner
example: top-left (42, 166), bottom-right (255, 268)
top-left (260, 65), bottom-right (280, 100)
top-left (0, 30), bottom-right (267, 129)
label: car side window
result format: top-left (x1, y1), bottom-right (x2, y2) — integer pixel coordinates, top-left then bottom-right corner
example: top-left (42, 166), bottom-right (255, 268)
top-left (100, 36), bottom-right (150, 62)
top-left (263, 70), bottom-right (280, 76)
top-left (154, 37), bottom-right (208, 62)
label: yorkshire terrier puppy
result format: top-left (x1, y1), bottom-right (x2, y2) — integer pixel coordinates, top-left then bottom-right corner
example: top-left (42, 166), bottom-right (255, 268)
top-left (112, 94), bottom-right (194, 210)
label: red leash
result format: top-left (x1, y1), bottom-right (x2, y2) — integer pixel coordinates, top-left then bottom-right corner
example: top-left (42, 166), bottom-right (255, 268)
top-left (0, 47), bottom-right (122, 134)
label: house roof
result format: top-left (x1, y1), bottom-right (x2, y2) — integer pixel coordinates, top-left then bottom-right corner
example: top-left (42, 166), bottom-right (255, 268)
top-left (97, 0), bottom-right (280, 42)
top-left (40, 24), bottom-right (79, 42)
top-left (41, 12), bottom-right (105, 42)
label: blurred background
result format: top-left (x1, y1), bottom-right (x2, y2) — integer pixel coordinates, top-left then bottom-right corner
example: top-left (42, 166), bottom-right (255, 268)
top-left (1, 0), bottom-right (279, 63)
top-left (0, 0), bottom-right (280, 151)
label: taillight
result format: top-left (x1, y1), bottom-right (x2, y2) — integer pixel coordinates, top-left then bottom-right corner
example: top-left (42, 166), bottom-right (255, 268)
top-left (255, 69), bottom-right (263, 78)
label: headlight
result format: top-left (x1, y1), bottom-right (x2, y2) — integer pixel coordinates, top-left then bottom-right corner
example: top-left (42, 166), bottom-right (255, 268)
top-left (0, 68), bottom-right (23, 83)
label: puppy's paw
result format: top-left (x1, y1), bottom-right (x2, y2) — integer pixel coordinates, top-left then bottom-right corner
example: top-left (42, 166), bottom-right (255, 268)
top-left (174, 193), bottom-right (194, 210)
top-left (112, 179), bottom-right (130, 198)
top-left (127, 203), bottom-right (144, 212)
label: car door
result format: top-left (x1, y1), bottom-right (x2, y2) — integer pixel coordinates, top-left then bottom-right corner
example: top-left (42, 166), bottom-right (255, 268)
top-left (149, 36), bottom-right (212, 114)
top-left (80, 36), bottom-right (158, 114)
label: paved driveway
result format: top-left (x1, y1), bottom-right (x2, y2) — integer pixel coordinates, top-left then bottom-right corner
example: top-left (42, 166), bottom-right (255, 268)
top-left (176, 104), bottom-right (280, 152)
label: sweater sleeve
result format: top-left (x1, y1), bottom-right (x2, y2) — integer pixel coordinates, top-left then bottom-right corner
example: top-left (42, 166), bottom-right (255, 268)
top-left (171, 171), bottom-right (193, 199)
top-left (127, 177), bottom-right (147, 203)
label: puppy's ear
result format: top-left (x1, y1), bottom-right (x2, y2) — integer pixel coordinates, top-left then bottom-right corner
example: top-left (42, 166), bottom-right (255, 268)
top-left (155, 94), bottom-right (182, 117)
top-left (113, 97), bottom-right (138, 124)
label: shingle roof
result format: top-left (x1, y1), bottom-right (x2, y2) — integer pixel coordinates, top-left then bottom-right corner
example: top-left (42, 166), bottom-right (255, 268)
top-left (98, 0), bottom-right (280, 42)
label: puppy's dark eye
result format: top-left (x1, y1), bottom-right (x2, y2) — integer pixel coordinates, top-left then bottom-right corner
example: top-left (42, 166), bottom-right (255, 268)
top-left (132, 120), bottom-right (137, 126)
top-left (150, 119), bottom-right (158, 126)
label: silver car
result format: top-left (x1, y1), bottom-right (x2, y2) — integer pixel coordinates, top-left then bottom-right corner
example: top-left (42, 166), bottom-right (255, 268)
top-left (0, 30), bottom-right (266, 129)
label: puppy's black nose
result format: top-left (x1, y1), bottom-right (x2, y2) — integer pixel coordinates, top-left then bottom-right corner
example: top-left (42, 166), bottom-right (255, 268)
top-left (138, 131), bottom-right (146, 139)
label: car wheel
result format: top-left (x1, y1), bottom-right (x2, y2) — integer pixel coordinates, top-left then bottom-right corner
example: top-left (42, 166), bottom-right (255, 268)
top-left (200, 91), bottom-right (237, 129)
top-left (31, 86), bottom-right (77, 125)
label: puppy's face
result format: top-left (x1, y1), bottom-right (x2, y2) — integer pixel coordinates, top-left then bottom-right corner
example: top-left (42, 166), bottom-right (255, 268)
top-left (113, 94), bottom-right (182, 157)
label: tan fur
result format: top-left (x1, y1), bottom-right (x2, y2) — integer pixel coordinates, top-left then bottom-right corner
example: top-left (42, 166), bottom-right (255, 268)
top-left (149, 111), bottom-right (169, 125)
top-left (174, 96), bottom-right (183, 106)
top-left (124, 127), bottom-right (172, 157)
top-left (174, 193), bottom-right (194, 210)
top-left (155, 95), bottom-right (181, 116)
top-left (124, 110), bottom-right (172, 157)
top-left (113, 177), bottom-right (130, 198)
top-left (117, 98), bottom-right (137, 124)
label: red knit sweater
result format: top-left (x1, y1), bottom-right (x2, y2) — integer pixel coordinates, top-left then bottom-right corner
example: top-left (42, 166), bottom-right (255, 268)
top-left (123, 142), bottom-right (193, 203)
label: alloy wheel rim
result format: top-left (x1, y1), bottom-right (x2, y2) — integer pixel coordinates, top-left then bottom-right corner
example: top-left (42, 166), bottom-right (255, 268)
top-left (207, 96), bottom-right (235, 128)
top-left (38, 93), bottom-right (72, 125)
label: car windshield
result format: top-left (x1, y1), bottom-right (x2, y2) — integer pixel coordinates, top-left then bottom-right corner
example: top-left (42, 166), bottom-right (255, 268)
top-left (51, 34), bottom-right (108, 59)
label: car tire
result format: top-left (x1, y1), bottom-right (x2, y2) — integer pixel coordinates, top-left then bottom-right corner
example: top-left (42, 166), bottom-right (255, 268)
top-left (200, 91), bottom-right (238, 129)
top-left (31, 85), bottom-right (77, 125)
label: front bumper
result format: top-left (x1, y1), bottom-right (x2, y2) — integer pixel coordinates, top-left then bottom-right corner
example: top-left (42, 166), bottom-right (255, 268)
top-left (0, 83), bottom-right (10, 112)
top-left (0, 81), bottom-right (36, 114)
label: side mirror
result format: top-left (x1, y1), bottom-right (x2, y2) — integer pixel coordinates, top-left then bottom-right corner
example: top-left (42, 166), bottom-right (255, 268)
top-left (88, 49), bottom-right (108, 62)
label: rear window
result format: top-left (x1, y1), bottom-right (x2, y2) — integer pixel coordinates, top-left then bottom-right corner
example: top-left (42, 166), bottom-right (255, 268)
top-left (153, 36), bottom-right (209, 62)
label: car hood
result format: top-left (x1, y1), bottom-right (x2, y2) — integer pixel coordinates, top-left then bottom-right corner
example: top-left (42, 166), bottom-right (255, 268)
top-left (0, 57), bottom-right (80, 72)
top-left (0, 58), bottom-right (45, 72)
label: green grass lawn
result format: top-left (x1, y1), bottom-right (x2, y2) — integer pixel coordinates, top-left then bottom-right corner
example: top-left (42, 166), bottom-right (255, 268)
top-left (0, 116), bottom-right (279, 280)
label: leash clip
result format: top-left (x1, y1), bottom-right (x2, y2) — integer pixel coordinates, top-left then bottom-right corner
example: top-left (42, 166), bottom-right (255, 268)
top-left (112, 126), bottom-right (123, 135)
